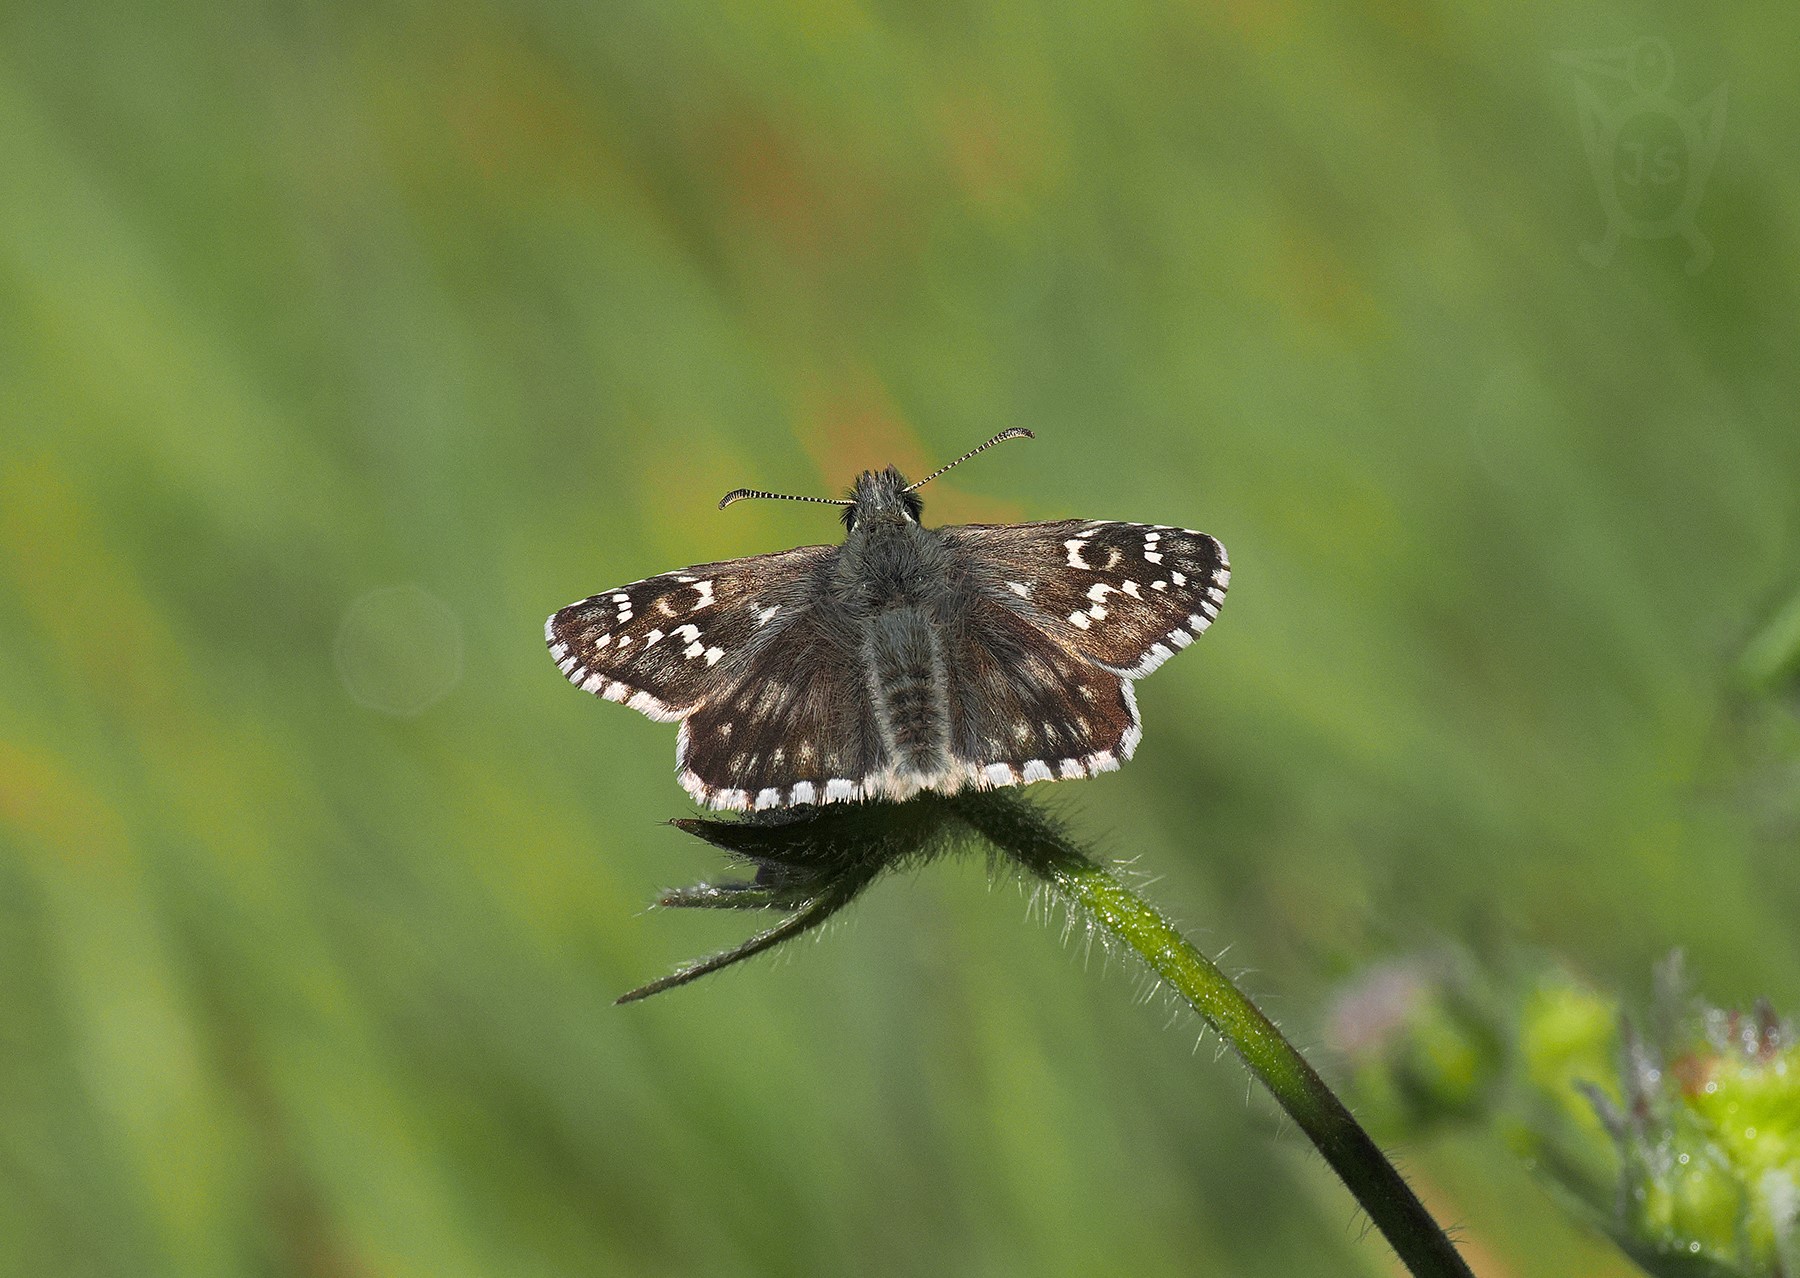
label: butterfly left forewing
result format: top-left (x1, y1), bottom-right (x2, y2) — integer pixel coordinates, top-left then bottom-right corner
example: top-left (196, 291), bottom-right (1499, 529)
top-left (940, 519), bottom-right (1229, 675)
top-left (546, 544), bottom-right (833, 720)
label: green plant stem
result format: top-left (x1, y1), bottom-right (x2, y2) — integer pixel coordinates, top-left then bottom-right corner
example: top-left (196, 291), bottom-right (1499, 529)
top-left (953, 794), bottom-right (1473, 1278)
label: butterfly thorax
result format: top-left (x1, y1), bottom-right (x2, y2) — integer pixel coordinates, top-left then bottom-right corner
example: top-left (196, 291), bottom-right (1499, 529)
top-left (833, 467), bottom-right (947, 610)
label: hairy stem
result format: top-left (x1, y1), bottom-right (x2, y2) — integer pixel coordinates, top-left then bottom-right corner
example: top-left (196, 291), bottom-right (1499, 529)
top-left (952, 793), bottom-right (1473, 1278)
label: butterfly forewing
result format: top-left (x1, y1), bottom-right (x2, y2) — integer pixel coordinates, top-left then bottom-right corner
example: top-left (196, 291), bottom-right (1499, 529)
top-left (546, 545), bottom-right (834, 720)
top-left (942, 519), bottom-right (1230, 675)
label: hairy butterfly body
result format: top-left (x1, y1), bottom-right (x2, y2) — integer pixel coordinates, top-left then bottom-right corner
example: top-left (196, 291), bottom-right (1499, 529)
top-left (547, 431), bottom-right (1229, 811)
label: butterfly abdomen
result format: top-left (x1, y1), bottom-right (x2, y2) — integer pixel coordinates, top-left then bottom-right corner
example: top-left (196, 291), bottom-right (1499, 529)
top-left (862, 607), bottom-right (952, 784)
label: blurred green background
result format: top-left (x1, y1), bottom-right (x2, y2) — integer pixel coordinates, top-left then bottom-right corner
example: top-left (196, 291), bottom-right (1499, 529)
top-left (3, 2), bottom-right (1797, 1275)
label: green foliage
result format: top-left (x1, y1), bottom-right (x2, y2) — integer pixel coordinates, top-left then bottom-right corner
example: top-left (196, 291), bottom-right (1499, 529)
top-left (1328, 955), bottom-right (1800, 1275)
top-left (1327, 955), bottom-right (1506, 1135)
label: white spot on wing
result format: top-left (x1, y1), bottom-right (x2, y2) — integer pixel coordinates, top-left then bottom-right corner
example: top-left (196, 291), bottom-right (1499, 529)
top-left (1068, 610), bottom-right (1091, 630)
top-left (1119, 682), bottom-right (1142, 757)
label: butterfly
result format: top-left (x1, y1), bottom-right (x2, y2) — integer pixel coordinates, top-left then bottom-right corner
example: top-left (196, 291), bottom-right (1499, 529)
top-left (547, 430), bottom-right (1229, 811)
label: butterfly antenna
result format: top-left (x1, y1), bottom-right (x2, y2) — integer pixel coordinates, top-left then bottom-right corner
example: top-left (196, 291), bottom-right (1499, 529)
top-left (902, 428), bottom-right (1034, 493)
top-left (717, 488), bottom-right (855, 512)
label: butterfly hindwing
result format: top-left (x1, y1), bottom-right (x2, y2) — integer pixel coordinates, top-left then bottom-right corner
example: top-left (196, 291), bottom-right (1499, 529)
top-left (546, 544), bottom-right (835, 721)
top-left (676, 606), bottom-right (886, 811)
top-left (942, 592), bottom-right (1141, 785)
top-left (941, 519), bottom-right (1230, 675)
top-left (674, 592), bottom-right (1141, 809)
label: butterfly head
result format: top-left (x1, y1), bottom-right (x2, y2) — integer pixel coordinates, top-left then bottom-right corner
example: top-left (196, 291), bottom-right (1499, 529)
top-left (843, 466), bottom-right (923, 531)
